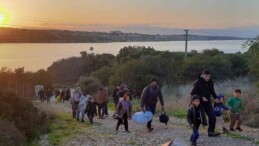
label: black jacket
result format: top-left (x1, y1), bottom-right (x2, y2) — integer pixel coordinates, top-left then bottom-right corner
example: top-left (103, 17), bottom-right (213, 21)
top-left (140, 86), bottom-right (164, 107)
top-left (187, 105), bottom-right (207, 128)
top-left (113, 88), bottom-right (120, 102)
top-left (86, 101), bottom-right (97, 115)
top-left (191, 77), bottom-right (217, 103)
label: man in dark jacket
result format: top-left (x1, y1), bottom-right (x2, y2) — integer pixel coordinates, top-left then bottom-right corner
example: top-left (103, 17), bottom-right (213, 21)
top-left (38, 88), bottom-right (45, 103)
top-left (46, 88), bottom-right (52, 103)
top-left (140, 79), bottom-right (164, 132)
top-left (113, 85), bottom-right (120, 108)
top-left (191, 70), bottom-right (220, 137)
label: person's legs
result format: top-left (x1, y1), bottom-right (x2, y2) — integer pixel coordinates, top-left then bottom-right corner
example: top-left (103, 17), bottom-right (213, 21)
top-left (236, 114), bottom-right (243, 131)
top-left (145, 103), bottom-right (156, 130)
top-left (229, 113), bottom-right (237, 130)
top-left (81, 110), bottom-right (85, 122)
top-left (218, 116), bottom-right (226, 128)
top-left (123, 113), bottom-right (128, 131)
top-left (204, 104), bottom-right (216, 133)
top-left (72, 104), bottom-right (76, 118)
top-left (98, 104), bottom-right (102, 118)
top-left (104, 103), bottom-right (108, 115)
top-left (116, 117), bottom-right (123, 130)
top-left (191, 126), bottom-right (200, 145)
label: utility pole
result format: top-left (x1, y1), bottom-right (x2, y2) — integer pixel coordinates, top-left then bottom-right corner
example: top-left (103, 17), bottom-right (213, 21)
top-left (184, 29), bottom-right (189, 59)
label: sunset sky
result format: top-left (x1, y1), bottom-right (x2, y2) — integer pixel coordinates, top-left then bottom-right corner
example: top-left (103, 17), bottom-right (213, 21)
top-left (0, 0), bottom-right (259, 31)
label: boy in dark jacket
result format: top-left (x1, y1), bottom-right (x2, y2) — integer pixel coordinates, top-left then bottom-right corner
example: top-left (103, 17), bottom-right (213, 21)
top-left (86, 96), bottom-right (97, 124)
top-left (213, 94), bottom-right (230, 133)
top-left (187, 95), bottom-right (208, 146)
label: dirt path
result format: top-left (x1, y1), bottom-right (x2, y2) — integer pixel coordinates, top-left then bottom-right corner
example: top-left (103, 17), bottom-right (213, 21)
top-left (35, 101), bottom-right (258, 146)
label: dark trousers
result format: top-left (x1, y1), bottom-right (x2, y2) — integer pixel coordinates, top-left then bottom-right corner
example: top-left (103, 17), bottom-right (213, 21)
top-left (229, 113), bottom-right (242, 129)
top-left (191, 125), bottom-right (200, 144)
top-left (116, 113), bottom-right (128, 131)
top-left (98, 103), bottom-right (105, 118)
top-left (145, 103), bottom-right (156, 129)
top-left (104, 102), bottom-right (108, 115)
top-left (203, 103), bottom-right (216, 133)
top-left (87, 112), bottom-right (94, 123)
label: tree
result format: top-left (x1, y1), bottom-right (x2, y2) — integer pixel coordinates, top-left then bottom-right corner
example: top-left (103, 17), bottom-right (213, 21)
top-left (75, 76), bottom-right (101, 95)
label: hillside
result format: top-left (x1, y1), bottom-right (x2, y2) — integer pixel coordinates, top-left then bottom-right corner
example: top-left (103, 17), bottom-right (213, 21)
top-left (0, 27), bottom-right (247, 43)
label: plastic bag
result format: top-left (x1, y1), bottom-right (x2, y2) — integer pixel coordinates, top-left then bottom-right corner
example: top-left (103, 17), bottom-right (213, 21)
top-left (132, 111), bottom-right (153, 124)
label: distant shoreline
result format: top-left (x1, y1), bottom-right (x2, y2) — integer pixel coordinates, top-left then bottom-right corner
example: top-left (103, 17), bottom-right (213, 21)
top-left (0, 27), bottom-right (248, 43)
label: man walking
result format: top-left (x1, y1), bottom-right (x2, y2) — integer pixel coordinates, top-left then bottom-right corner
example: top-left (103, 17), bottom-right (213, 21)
top-left (140, 79), bottom-right (164, 132)
top-left (191, 70), bottom-right (220, 137)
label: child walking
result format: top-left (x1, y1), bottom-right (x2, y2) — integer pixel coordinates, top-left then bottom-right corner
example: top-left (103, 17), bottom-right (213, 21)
top-left (226, 89), bottom-right (243, 131)
top-left (115, 93), bottom-right (132, 132)
top-left (187, 95), bottom-right (207, 146)
top-left (86, 96), bottom-right (97, 124)
top-left (213, 94), bottom-right (230, 133)
top-left (77, 92), bottom-right (89, 122)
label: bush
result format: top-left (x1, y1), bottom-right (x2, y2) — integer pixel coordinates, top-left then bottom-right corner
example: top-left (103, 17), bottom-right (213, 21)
top-left (0, 90), bottom-right (52, 141)
top-left (75, 76), bottom-right (101, 94)
top-left (0, 119), bottom-right (26, 146)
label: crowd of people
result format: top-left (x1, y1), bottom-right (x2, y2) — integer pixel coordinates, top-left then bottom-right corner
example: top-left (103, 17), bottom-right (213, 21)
top-left (38, 87), bottom-right (71, 103)
top-left (38, 69), bottom-right (245, 146)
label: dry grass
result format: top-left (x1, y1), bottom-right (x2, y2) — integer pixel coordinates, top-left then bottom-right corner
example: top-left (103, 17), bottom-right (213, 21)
top-left (161, 77), bottom-right (259, 127)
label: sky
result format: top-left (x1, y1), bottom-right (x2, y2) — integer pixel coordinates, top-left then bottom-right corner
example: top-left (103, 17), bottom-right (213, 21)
top-left (0, 0), bottom-right (259, 32)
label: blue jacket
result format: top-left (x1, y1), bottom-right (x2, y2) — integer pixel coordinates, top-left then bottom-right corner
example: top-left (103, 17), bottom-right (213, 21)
top-left (213, 103), bottom-right (229, 117)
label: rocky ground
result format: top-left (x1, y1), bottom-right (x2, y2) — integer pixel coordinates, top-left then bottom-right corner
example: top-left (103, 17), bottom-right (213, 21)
top-left (35, 101), bottom-right (259, 146)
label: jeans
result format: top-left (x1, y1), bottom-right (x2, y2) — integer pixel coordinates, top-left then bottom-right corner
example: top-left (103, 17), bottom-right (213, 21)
top-left (98, 103), bottom-right (105, 118)
top-left (191, 126), bottom-right (200, 144)
top-left (203, 103), bottom-right (216, 133)
top-left (76, 110), bottom-right (86, 120)
top-left (145, 103), bottom-right (156, 129)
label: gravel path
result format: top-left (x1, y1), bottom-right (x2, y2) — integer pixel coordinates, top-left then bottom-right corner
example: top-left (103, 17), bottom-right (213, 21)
top-left (35, 101), bottom-right (258, 146)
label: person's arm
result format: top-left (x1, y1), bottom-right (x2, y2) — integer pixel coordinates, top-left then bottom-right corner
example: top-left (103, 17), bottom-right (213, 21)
top-left (158, 88), bottom-right (164, 106)
top-left (190, 80), bottom-right (199, 96)
top-left (222, 104), bottom-right (230, 110)
top-left (226, 98), bottom-right (233, 109)
top-left (187, 109), bottom-right (194, 127)
top-left (210, 81), bottom-right (218, 99)
top-left (201, 108), bottom-right (208, 126)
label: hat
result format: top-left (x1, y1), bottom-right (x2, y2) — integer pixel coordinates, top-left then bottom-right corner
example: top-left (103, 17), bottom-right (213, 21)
top-left (217, 94), bottom-right (224, 99)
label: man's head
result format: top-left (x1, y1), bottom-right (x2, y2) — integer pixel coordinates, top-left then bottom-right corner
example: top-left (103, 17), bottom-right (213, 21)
top-left (191, 95), bottom-right (200, 107)
top-left (202, 70), bottom-right (211, 82)
top-left (233, 89), bottom-right (241, 98)
top-left (150, 78), bottom-right (158, 89)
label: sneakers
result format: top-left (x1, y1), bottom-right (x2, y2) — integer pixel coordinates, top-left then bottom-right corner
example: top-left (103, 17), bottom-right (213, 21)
top-left (126, 130), bottom-right (130, 133)
top-left (191, 142), bottom-right (197, 146)
top-left (81, 119), bottom-right (85, 123)
top-left (208, 132), bottom-right (220, 137)
top-left (236, 127), bottom-right (243, 131)
top-left (223, 127), bottom-right (229, 133)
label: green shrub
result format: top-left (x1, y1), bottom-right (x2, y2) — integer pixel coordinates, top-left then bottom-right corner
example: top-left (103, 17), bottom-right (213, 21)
top-left (0, 90), bottom-right (52, 141)
top-left (75, 76), bottom-right (101, 95)
top-left (0, 119), bottom-right (26, 146)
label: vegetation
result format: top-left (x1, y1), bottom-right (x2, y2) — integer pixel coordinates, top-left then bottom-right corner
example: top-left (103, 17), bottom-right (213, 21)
top-left (48, 112), bottom-right (91, 145)
top-left (0, 90), bottom-right (54, 145)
